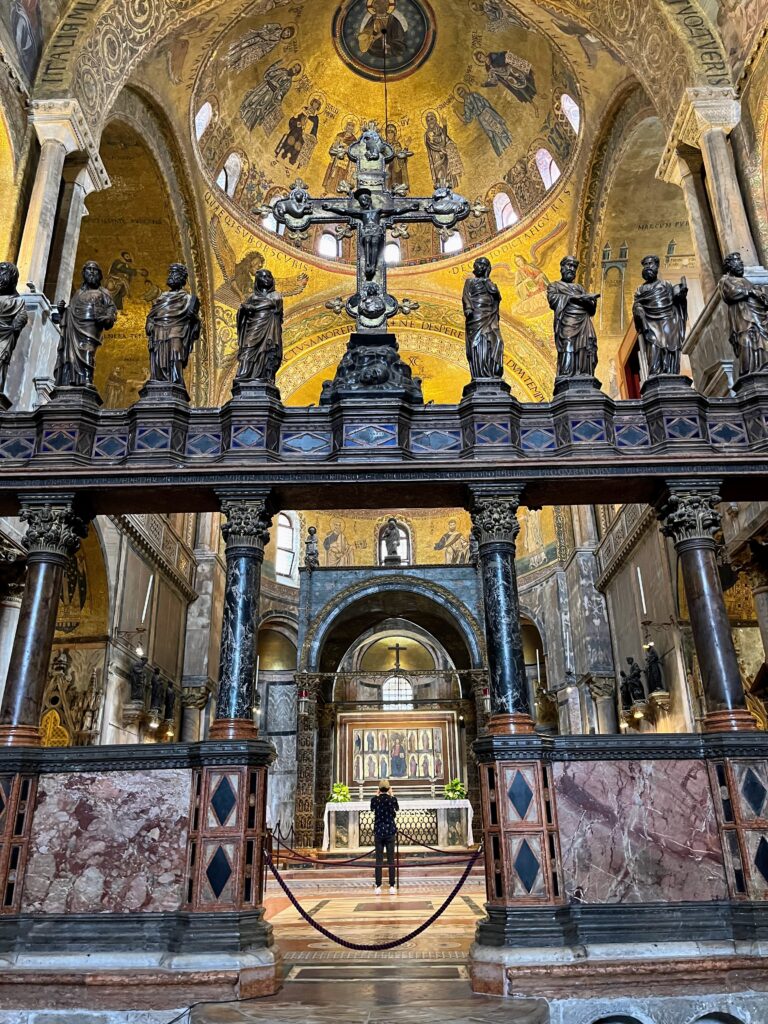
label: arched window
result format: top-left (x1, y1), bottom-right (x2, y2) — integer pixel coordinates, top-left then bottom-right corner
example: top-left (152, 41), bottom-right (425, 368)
top-left (492, 192), bottom-right (518, 231)
top-left (384, 240), bottom-right (401, 264)
top-left (378, 521), bottom-right (411, 565)
top-left (441, 231), bottom-right (463, 255)
top-left (217, 152), bottom-right (242, 198)
top-left (262, 197), bottom-right (286, 236)
top-left (275, 513), bottom-right (296, 578)
top-left (318, 231), bottom-right (341, 259)
top-left (535, 147), bottom-right (561, 189)
top-left (382, 675), bottom-right (414, 710)
top-left (195, 102), bottom-right (213, 140)
top-left (560, 94), bottom-right (580, 133)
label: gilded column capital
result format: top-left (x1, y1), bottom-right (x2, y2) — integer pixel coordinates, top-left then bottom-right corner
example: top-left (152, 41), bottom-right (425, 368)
top-left (20, 498), bottom-right (88, 561)
top-left (656, 486), bottom-right (722, 546)
top-left (469, 492), bottom-right (522, 547)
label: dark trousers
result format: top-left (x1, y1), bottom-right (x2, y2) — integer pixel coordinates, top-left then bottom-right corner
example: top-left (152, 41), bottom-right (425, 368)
top-left (375, 833), bottom-right (396, 887)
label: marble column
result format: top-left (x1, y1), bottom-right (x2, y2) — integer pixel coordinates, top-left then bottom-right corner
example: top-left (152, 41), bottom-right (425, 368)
top-left (660, 149), bottom-right (720, 298)
top-left (50, 164), bottom-right (95, 302)
top-left (0, 584), bottom-right (23, 706)
top-left (731, 553), bottom-right (768, 662)
top-left (469, 488), bottom-right (533, 735)
top-left (588, 676), bottom-right (619, 734)
top-left (16, 139), bottom-right (68, 293)
top-left (210, 494), bottom-right (272, 741)
top-left (656, 484), bottom-right (755, 732)
top-left (0, 497), bottom-right (88, 746)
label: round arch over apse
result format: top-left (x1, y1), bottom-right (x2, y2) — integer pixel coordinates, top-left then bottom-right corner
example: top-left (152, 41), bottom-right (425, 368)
top-left (37, 0), bottom-right (727, 131)
top-left (301, 577), bottom-right (485, 675)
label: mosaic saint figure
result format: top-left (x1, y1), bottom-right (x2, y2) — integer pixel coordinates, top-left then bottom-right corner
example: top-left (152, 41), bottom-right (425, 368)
top-left (477, 49), bottom-right (537, 104)
top-left (434, 518), bottom-right (470, 564)
top-left (324, 519), bottom-right (355, 566)
top-left (455, 84), bottom-right (511, 157)
top-left (240, 61), bottom-right (301, 130)
top-left (513, 253), bottom-right (549, 302)
top-left (390, 738), bottom-right (406, 777)
top-left (366, 731), bottom-right (375, 752)
top-left (719, 251), bottom-right (768, 376)
top-left (276, 97), bottom-right (321, 166)
top-left (54, 262), bottom-right (117, 388)
top-left (424, 111), bottom-right (463, 188)
top-left (0, 262), bottom-right (27, 395)
top-left (105, 251), bottom-right (137, 312)
top-left (358, 0), bottom-right (408, 60)
top-left (323, 118), bottom-right (358, 193)
top-left (547, 255), bottom-right (599, 378)
top-left (409, 755), bottom-right (417, 776)
top-left (632, 255), bottom-right (687, 377)
top-left (463, 257), bottom-right (504, 379)
top-left (385, 123), bottom-right (411, 191)
top-left (145, 263), bottom-right (201, 388)
top-left (10, 0), bottom-right (42, 79)
top-left (235, 269), bottom-right (283, 384)
top-left (225, 23), bottom-right (295, 72)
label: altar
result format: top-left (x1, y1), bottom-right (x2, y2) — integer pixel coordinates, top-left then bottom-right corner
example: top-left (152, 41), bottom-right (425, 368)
top-left (322, 798), bottom-right (474, 851)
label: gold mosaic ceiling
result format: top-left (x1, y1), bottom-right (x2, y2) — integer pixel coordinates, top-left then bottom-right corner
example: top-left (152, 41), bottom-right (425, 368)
top-left (191, 0), bottom-right (582, 262)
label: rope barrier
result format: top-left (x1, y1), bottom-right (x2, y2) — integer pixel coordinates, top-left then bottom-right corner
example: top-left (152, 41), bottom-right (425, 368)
top-left (396, 828), bottom-right (478, 856)
top-left (264, 845), bottom-right (483, 951)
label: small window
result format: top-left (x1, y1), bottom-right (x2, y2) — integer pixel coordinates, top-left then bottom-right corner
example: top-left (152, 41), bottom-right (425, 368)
top-left (195, 103), bottom-right (213, 140)
top-left (441, 231), bottom-right (463, 255)
top-left (492, 192), bottom-right (518, 231)
top-left (382, 675), bottom-right (413, 710)
top-left (535, 147), bottom-right (561, 189)
top-left (560, 94), bottom-right (580, 133)
top-left (262, 198), bottom-right (286, 236)
top-left (275, 513), bottom-right (296, 578)
top-left (218, 152), bottom-right (242, 198)
top-left (318, 232), bottom-right (341, 259)
top-left (384, 241), bottom-right (401, 265)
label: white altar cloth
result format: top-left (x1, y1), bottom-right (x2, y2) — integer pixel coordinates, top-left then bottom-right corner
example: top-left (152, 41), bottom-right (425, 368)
top-left (322, 798), bottom-right (474, 850)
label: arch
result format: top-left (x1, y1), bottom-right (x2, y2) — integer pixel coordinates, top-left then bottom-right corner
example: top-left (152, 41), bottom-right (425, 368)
top-left (257, 628), bottom-right (297, 672)
top-left (194, 101), bottom-right (213, 140)
top-left (689, 1015), bottom-right (747, 1024)
top-left (217, 151), bottom-right (242, 198)
top-left (384, 240), bottom-right (401, 265)
top-left (492, 191), bottom-right (518, 231)
top-left (275, 511), bottom-right (297, 579)
top-left (440, 230), bottom-right (463, 255)
top-left (301, 576), bottom-right (485, 674)
top-left (590, 1017), bottom-right (648, 1024)
top-left (560, 93), bottom-right (580, 133)
top-left (39, 0), bottom-right (728, 132)
top-left (318, 231), bottom-right (341, 259)
top-left (535, 147), bottom-right (561, 189)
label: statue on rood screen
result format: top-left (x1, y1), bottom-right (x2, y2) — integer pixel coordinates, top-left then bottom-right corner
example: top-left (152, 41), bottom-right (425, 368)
top-left (463, 257), bottom-right (504, 379)
top-left (619, 670), bottom-right (632, 711)
top-left (235, 268), bottom-right (284, 383)
top-left (145, 263), bottom-right (200, 389)
top-left (0, 262), bottom-right (28, 395)
top-left (547, 255), bottom-right (599, 378)
top-left (644, 645), bottom-right (664, 693)
top-left (632, 255), bottom-right (687, 376)
top-left (305, 526), bottom-right (320, 570)
top-left (54, 261), bottom-right (117, 387)
top-left (719, 251), bottom-right (768, 376)
top-left (382, 517), bottom-right (401, 562)
top-left (626, 656), bottom-right (646, 703)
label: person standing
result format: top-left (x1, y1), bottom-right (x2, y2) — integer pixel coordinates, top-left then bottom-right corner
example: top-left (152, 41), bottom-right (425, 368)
top-left (370, 779), bottom-right (398, 895)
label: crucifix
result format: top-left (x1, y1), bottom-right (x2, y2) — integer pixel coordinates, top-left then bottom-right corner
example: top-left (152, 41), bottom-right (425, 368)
top-left (388, 641), bottom-right (406, 673)
top-left (265, 123), bottom-right (485, 402)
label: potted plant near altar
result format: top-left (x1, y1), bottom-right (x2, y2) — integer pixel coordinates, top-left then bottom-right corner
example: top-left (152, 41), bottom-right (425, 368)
top-left (443, 778), bottom-right (467, 800)
top-left (330, 782), bottom-right (351, 803)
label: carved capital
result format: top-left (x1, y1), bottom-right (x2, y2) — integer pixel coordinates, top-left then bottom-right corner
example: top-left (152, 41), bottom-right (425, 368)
top-left (29, 99), bottom-right (110, 192)
top-left (657, 487), bottom-right (722, 545)
top-left (677, 86), bottom-right (740, 146)
top-left (181, 684), bottom-right (212, 711)
top-left (20, 500), bottom-right (88, 560)
top-left (219, 497), bottom-right (272, 553)
top-left (587, 677), bottom-right (617, 702)
top-left (470, 494), bottom-right (521, 546)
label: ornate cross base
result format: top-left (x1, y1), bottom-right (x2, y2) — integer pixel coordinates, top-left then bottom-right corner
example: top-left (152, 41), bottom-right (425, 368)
top-left (319, 333), bottom-right (424, 405)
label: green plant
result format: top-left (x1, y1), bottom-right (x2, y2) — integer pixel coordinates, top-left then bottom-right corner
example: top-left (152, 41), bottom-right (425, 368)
top-left (329, 782), bottom-right (351, 803)
top-left (443, 778), bottom-right (467, 800)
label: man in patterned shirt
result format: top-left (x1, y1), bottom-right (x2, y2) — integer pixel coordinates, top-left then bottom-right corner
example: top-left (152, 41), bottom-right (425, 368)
top-left (370, 779), bottom-right (399, 895)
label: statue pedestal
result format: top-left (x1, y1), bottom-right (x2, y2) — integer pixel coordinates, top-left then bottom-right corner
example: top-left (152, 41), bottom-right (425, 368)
top-left (733, 371), bottom-right (768, 446)
top-left (221, 381), bottom-right (283, 460)
top-left (383, 555), bottom-right (402, 567)
top-left (129, 380), bottom-right (191, 458)
top-left (459, 377), bottom-right (519, 458)
top-left (552, 374), bottom-right (601, 397)
top-left (640, 374), bottom-right (709, 448)
top-left (320, 332), bottom-right (424, 406)
top-left (35, 384), bottom-right (102, 461)
top-left (550, 376), bottom-right (615, 453)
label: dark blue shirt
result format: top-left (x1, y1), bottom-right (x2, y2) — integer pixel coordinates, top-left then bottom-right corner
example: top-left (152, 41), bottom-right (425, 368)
top-left (370, 793), bottom-right (399, 839)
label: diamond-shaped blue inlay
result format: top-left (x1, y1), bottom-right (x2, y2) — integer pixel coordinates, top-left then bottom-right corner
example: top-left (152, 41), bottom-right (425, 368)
top-left (136, 426), bottom-right (170, 450)
top-left (282, 430), bottom-right (332, 454)
top-left (0, 436), bottom-right (34, 459)
top-left (210, 776), bottom-right (237, 825)
top-left (571, 419), bottom-right (606, 443)
top-left (521, 427), bottom-right (556, 451)
top-left (344, 424), bottom-right (397, 448)
top-left (514, 839), bottom-right (540, 893)
top-left (664, 416), bottom-right (700, 439)
top-left (710, 421), bottom-right (747, 446)
top-left (206, 845), bottom-right (232, 899)
top-left (476, 421), bottom-right (510, 445)
top-left (94, 434), bottom-right (128, 459)
top-left (186, 432), bottom-right (221, 456)
top-left (754, 836), bottom-right (768, 885)
top-left (410, 429), bottom-right (461, 453)
top-left (615, 422), bottom-right (650, 448)
top-left (42, 430), bottom-right (77, 452)
top-left (742, 767), bottom-right (767, 817)
top-left (231, 425), bottom-right (265, 449)
top-left (508, 771), bottom-right (534, 820)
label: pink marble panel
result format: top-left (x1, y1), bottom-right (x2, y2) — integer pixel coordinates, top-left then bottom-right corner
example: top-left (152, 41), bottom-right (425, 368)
top-left (22, 769), bottom-right (192, 914)
top-left (553, 759), bottom-right (728, 903)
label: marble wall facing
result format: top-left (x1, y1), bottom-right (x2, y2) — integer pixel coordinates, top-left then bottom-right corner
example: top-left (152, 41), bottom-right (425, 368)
top-left (553, 758), bottom-right (728, 903)
top-left (21, 769), bottom-right (191, 914)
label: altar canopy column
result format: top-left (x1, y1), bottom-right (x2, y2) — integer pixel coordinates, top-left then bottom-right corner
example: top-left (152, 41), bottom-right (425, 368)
top-left (50, 164), bottom-right (97, 302)
top-left (656, 483), bottom-right (755, 732)
top-left (469, 487), bottom-right (534, 735)
top-left (658, 149), bottom-right (720, 298)
top-left (210, 492), bottom-right (272, 741)
top-left (0, 496), bottom-right (88, 746)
